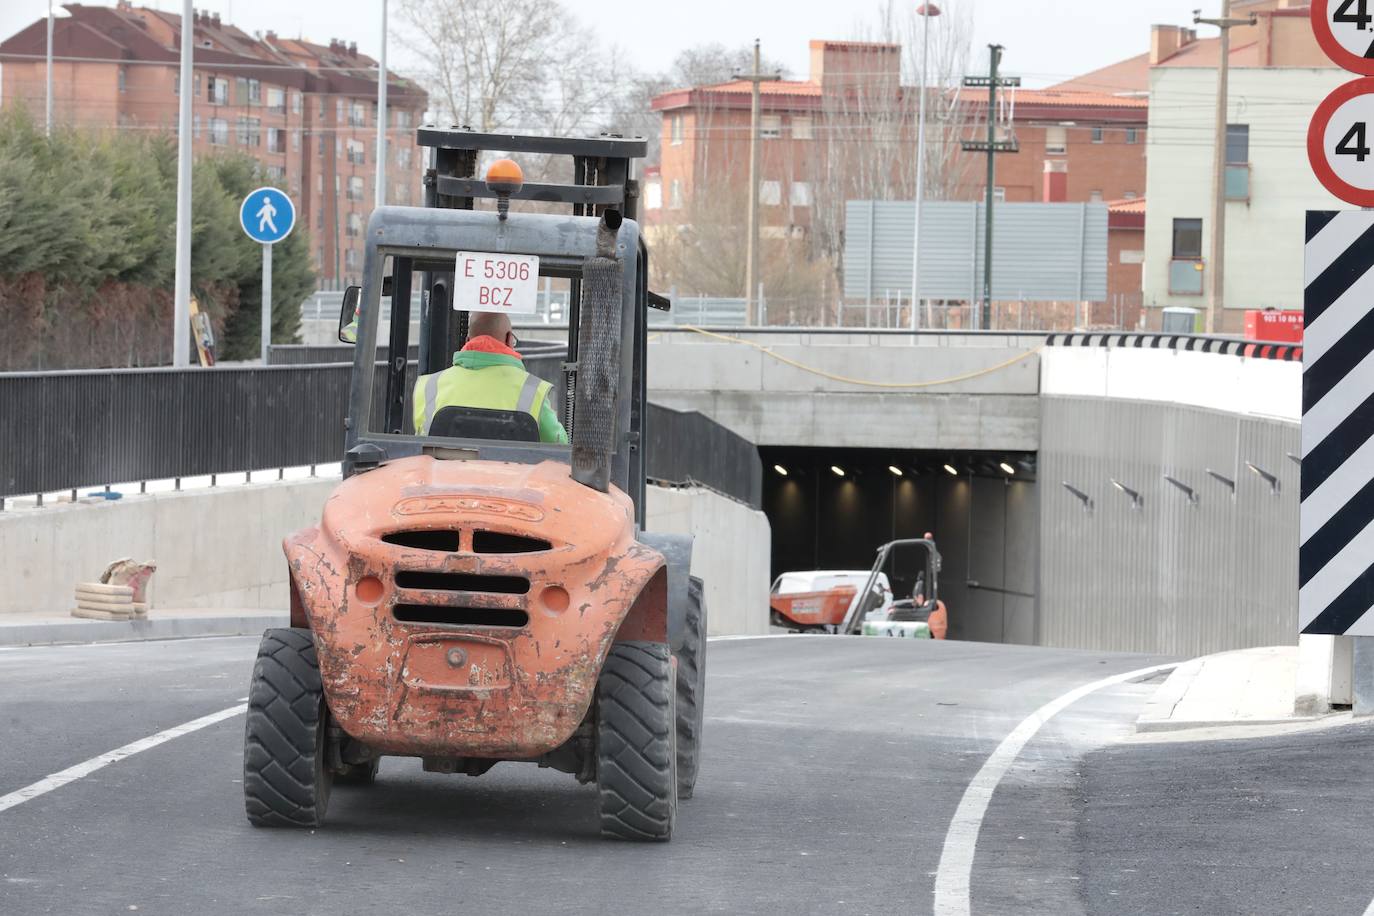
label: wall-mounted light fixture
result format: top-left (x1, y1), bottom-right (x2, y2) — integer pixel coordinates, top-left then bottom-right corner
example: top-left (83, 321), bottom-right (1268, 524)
top-left (1206, 468), bottom-right (1236, 495)
top-left (1110, 478), bottom-right (1144, 510)
top-left (888, 465), bottom-right (904, 477)
top-left (773, 464), bottom-right (788, 477)
top-left (1162, 474), bottom-right (1199, 506)
top-left (1062, 481), bottom-right (1094, 513)
top-left (1246, 461), bottom-right (1281, 495)
top-left (1286, 452), bottom-right (1302, 467)
top-left (830, 465), bottom-right (845, 478)
top-left (999, 462), bottom-right (1016, 476)
top-left (943, 464), bottom-right (959, 476)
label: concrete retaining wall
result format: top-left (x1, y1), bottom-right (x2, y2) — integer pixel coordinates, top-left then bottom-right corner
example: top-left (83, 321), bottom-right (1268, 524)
top-left (0, 477), bottom-right (771, 637)
top-left (644, 486), bottom-right (772, 637)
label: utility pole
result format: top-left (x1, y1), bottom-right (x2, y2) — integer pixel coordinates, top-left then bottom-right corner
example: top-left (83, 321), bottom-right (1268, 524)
top-left (733, 40), bottom-right (780, 326)
top-left (375, 0), bottom-right (388, 210)
top-left (1195, 2), bottom-right (1257, 335)
top-left (962, 45), bottom-right (1020, 330)
top-left (172, 0), bottom-right (194, 366)
top-left (911, 3), bottom-right (942, 330)
top-left (45, 0), bottom-right (53, 136)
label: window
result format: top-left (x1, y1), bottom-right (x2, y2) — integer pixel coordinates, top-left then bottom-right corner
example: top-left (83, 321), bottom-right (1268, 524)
top-left (792, 117), bottom-right (813, 140)
top-left (1089, 190), bottom-right (1103, 203)
top-left (266, 165), bottom-right (286, 181)
top-left (1091, 126), bottom-right (1104, 144)
top-left (236, 77), bottom-right (248, 104)
top-left (669, 179), bottom-right (683, 209)
top-left (346, 212), bottom-right (363, 237)
top-left (209, 77), bottom-right (228, 105)
top-left (118, 67), bottom-right (127, 93)
top-left (209, 118), bottom-right (228, 145)
top-left (350, 101), bottom-right (367, 127)
top-left (267, 128), bottom-right (286, 153)
top-left (1173, 218), bottom-right (1203, 259)
top-left (760, 180), bottom-right (781, 205)
top-left (236, 117), bottom-right (261, 147)
top-left (292, 92), bottom-right (302, 115)
top-left (790, 181), bottom-right (813, 207)
top-left (337, 98), bottom-right (345, 122)
top-left (248, 79), bottom-right (261, 105)
top-left (347, 139), bottom-right (366, 165)
top-left (316, 173), bottom-right (323, 194)
top-left (292, 130), bottom-right (301, 151)
top-left (1124, 190), bottom-right (1138, 200)
top-left (194, 73), bottom-right (201, 96)
top-left (347, 176), bottom-right (365, 200)
top-left (670, 114), bottom-right (683, 146)
top-left (193, 114), bottom-right (201, 139)
top-left (645, 179), bottom-right (662, 210)
top-left (1045, 126), bottom-right (1067, 155)
top-left (761, 115), bottom-right (782, 140)
top-left (396, 145), bottom-right (412, 168)
top-left (985, 186), bottom-right (1007, 203)
top-left (172, 72), bottom-right (179, 95)
top-left (316, 205), bottom-right (324, 229)
top-left (1126, 127), bottom-right (1139, 145)
top-left (1226, 124), bottom-right (1249, 164)
top-left (345, 248), bottom-right (359, 270)
top-left (267, 87), bottom-right (285, 114)
top-left (394, 109), bottom-right (412, 129)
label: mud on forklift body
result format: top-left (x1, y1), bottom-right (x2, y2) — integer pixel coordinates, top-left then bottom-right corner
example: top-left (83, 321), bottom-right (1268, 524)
top-left (243, 130), bottom-right (704, 842)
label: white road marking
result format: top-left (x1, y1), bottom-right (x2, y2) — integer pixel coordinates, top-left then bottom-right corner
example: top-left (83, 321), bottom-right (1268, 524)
top-left (0, 703), bottom-right (246, 815)
top-left (1363, 894), bottom-right (1374, 916)
top-left (932, 662), bottom-right (1177, 916)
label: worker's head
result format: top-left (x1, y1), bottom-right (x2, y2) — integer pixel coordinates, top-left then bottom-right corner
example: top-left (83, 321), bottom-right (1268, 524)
top-left (468, 311), bottom-right (516, 349)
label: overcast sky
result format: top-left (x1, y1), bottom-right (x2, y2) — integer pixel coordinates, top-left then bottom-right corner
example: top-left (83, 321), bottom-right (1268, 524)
top-left (2, 0), bottom-right (1210, 89)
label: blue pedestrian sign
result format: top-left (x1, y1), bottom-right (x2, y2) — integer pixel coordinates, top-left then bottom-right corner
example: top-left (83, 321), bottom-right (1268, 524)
top-left (239, 186), bottom-right (295, 245)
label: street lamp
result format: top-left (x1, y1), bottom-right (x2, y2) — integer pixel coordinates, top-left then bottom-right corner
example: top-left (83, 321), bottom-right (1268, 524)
top-left (910, 2), bottom-right (942, 331)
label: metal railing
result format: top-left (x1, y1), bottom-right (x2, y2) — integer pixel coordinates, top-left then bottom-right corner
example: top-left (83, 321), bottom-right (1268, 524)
top-left (0, 360), bottom-right (761, 506)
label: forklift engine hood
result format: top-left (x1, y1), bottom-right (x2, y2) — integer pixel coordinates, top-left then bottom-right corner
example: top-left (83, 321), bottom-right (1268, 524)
top-left (284, 455), bottom-right (667, 760)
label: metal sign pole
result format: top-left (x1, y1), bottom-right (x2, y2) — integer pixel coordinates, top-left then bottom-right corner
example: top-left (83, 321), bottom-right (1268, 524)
top-left (261, 243), bottom-right (272, 363)
top-left (172, 0), bottom-right (194, 366)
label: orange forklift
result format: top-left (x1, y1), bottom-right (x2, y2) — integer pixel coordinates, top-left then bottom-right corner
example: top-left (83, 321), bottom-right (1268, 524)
top-left (242, 130), bottom-right (704, 841)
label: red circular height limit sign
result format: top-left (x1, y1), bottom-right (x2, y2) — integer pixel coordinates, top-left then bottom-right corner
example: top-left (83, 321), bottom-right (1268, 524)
top-left (1314, 0), bottom-right (1374, 75)
top-left (1309, 77), bottom-right (1374, 207)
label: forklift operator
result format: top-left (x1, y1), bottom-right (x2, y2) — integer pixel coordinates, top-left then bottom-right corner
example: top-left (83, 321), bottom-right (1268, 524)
top-left (412, 311), bottom-right (569, 443)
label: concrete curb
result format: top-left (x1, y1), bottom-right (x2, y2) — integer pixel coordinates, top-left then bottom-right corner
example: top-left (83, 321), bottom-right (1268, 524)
top-left (0, 613), bottom-right (288, 647)
top-left (1136, 715), bottom-right (1324, 733)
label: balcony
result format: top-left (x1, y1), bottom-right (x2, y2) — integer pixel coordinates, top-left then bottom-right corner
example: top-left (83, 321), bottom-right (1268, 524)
top-left (1169, 259), bottom-right (1205, 296)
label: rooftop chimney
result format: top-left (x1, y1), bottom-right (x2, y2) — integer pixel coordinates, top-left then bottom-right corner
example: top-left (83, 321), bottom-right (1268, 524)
top-left (1150, 24), bottom-right (1194, 65)
top-left (265, 30), bottom-right (277, 42)
top-left (210, 12), bottom-right (220, 27)
top-left (348, 41), bottom-right (357, 56)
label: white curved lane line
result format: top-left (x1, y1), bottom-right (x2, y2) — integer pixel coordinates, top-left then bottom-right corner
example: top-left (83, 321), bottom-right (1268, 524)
top-left (933, 662), bottom-right (1178, 916)
top-left (0, 703), bottom-right (246, 814)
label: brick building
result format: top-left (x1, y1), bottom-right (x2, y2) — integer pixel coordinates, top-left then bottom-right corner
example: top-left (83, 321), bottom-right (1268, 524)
top-left (646, 39), bottom-right (1148, 320)
top-left (0, 3), bottom-right (427, 287)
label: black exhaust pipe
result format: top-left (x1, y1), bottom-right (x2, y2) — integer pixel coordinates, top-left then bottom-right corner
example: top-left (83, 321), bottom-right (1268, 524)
top-left (571, 211), bottom-right (624, 493)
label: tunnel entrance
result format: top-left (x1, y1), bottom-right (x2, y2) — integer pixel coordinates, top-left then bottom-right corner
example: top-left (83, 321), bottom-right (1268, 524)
top-left (761, 447), bottom-right (1038, 644)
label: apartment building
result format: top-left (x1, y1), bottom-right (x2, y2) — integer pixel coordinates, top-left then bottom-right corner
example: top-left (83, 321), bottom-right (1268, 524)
top-left (0, 3), bottom-right (428, 286)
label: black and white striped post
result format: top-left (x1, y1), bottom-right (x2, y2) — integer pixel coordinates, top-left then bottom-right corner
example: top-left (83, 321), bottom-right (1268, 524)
top-left (1301, 210), bottom-right (1374, 712)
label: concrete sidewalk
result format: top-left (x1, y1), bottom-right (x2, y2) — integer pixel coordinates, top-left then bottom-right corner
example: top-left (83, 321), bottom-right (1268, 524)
top-left (1136, 645), bottom-right (1321, 732)
top-left (0, 607), bottom-right (286, 647)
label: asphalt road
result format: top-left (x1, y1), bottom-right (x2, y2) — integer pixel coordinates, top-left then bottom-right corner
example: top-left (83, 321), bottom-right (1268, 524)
top-left (0, 634), bottom-right (1181, 915)
top-left (1080, 720), bottom-right (1374, 916)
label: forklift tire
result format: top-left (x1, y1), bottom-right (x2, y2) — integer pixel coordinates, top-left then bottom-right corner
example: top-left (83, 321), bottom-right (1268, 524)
top-left (596, 641), bottom-right (677, 841)
top-left (243, 628), bottom-right (333, 828)
top-left (674, 576), bottom-right (706, 799)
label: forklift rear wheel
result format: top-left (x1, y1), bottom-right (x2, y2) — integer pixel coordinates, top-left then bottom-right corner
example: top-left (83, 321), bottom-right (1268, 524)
top-left (596, 641), bottom-right (678, 841)
top-left (243, 628), bottom-right (333, 828)
top-left (674, 576), bottom-right (707, 799)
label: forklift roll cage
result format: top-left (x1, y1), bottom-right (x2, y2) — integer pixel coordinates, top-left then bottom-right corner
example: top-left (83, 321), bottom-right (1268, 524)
top-left (340, 129), bottom-right (656, 523)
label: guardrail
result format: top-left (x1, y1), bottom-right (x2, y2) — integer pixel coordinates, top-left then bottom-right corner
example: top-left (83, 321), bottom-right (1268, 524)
top-left (1046, 331), bottom-right (1302, 361)
top-left (267, 340), bottom-right (567, 366)
top-left (0, 359), bottom-right (760, 506)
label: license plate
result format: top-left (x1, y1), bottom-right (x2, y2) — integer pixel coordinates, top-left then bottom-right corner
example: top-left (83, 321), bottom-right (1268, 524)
top-left (453, 251), bottom-right (540, 316)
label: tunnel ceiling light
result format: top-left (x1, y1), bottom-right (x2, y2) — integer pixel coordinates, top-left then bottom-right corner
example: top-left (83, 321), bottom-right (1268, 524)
top-left (831, 465), bottom-right (845, 477)
top-left (888, 465), bottom-right (904, 477)
top-left (943, 464), bottom-right (959, 476)
top-left (774, 464), bottom-right (788, 477)
top-left (999, 462), bottom-right (1015, 476)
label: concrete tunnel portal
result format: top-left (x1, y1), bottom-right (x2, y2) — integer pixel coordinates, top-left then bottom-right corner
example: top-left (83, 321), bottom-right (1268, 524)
top-left (761, 446), bottom-right (1039, 644)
